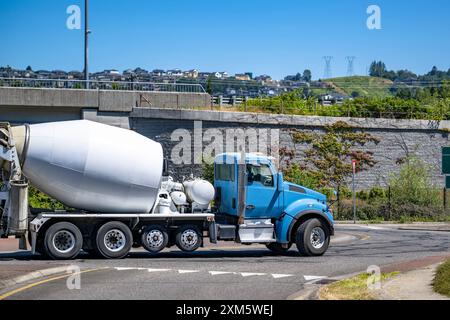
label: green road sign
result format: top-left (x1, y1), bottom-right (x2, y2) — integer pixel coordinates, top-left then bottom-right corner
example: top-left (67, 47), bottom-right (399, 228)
top-left (443, 147), bottom-right (450, 175)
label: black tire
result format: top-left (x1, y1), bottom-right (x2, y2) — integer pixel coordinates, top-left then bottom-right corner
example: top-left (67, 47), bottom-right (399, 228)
top-left (175, 225), bottom-right (202, 252)
top-left (43, 222), bottom-right (83, 260)
top-left (95, 221), bottom-right (133, 259)
top-left (141, 225), bottom-right (169, 253)
top-left (295, 218), bottom-right (330, 257)
top-left (266, 243), bottom-right (292, 255)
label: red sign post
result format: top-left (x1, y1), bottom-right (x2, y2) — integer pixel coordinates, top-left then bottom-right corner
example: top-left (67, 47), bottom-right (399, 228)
top-left (352, 160), bottom-right (357, 224)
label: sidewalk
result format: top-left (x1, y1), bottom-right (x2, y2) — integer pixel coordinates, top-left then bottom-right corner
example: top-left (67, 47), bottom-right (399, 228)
top-left (315, 254), bottom-right (450, 301)
top-left (378, 263), bottom-right (449, 300)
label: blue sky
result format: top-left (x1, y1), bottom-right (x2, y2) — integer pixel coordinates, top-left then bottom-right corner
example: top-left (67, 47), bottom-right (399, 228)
top-left (1, 0), bottom-right (449, 79)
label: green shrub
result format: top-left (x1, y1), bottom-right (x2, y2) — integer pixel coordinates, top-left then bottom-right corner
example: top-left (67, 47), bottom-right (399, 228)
top-left (283, 164), bottom-right (321, 190)
top-left (389, 157), bottom-right (441, 209)
top-left (28, 186), bottom-right (69, 210)
top-left (201, 161), bottom-right (215, 185)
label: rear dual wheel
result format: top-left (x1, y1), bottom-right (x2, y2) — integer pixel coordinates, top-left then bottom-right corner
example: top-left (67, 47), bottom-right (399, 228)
top-left (43, 222), bottom-right (83, 260)
top-left (141, 225), bottom-right (169, 253)
top-left (175, 225), bottom-right (202, 252)
top-left (95, 221), bottom-right (133, 259)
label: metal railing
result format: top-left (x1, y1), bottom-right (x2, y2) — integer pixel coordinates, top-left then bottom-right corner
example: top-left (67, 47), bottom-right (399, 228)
top-left (0, 77), bottom-right (206, 93)
top-left (212, 95), bottom-right (247, 107)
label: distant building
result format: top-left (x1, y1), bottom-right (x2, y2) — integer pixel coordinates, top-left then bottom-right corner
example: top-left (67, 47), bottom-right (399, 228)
top-left (235, 73), bottom-right (251, 81)
top-left (184, 69), bottom-right (199, 78)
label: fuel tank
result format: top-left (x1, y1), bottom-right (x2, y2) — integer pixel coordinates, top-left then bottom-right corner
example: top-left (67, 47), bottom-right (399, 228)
top-left (13, 120), bottom-right (164, 213)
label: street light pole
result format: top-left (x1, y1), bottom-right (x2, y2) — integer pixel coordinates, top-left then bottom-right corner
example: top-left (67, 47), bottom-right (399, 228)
top-left (84, 0), bottom-right (90, 89)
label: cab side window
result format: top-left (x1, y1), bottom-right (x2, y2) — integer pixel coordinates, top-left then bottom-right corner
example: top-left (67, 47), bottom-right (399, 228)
top-left (247, 164), bottom-right (274, 187)
top-left (215, 164), bottom-right (235, 181)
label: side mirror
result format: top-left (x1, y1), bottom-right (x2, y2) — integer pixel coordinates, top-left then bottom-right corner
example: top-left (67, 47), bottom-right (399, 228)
top-left (277, 173), bottom-right (284, 192)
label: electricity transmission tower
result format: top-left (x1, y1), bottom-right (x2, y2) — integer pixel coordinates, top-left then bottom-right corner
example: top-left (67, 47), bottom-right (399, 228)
top-left (346, 56), bottom-right (356, 77)
top-left (323, 56), bottom-right (333, 79)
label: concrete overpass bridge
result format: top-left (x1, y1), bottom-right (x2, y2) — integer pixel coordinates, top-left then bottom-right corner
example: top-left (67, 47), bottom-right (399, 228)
top-left (0, 85), bottom-right (212, 128)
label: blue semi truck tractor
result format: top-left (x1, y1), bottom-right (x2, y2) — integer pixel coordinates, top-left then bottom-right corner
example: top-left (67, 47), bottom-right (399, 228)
top-left (213, 153), bottom-right (334, 256)
top-left (0, 120), bottom-right (333, 260)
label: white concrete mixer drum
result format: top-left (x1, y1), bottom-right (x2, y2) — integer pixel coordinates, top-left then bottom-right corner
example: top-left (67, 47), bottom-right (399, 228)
top-left (183, 180), bottom-right (215, 206)
top-left (20, 120), bottom-right (164, 213)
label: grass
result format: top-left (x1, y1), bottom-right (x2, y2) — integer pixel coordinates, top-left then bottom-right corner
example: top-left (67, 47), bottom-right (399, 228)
top-left (323, 76), bottom-right (394, 99)
top-left (433, 259), bottom-right (450, 297)
top-left (319, 272), bottom-right (399, 300)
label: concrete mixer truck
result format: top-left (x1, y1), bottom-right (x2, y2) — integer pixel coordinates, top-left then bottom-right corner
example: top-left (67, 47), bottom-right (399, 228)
top-left (0, 120), bottom-right (334, 260)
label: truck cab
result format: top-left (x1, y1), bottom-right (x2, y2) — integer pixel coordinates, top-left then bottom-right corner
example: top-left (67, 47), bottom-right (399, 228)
top-left (214, 153), bottom-right (334, 256)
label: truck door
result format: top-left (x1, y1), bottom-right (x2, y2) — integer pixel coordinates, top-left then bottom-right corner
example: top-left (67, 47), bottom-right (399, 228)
top-left (245, 163), bottom-right (282, 219)
top-left (214, 163), bottom-right (237, 216)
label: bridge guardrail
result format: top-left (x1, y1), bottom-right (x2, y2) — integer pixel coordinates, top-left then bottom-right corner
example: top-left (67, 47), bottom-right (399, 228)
top-left (0, 77), bottom-right (206, 94)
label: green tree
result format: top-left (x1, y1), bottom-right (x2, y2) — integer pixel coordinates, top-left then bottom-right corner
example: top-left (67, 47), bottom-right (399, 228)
top-left (302, 69), bottom-right (312, 82)
top-left (287, 121), bottom-right (380, 189)
top-left (369, 61), bottom-right (387, 78)
top-left (206, 76), bottom-right (213, 95)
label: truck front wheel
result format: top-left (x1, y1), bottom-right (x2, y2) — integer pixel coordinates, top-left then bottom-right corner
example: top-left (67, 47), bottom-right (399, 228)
top-left (95, 221), bottom-right (133, 259)
top-left (44, 222), bottom-right (83, 260)
top-left (295, 218), bottom-right (330, 256)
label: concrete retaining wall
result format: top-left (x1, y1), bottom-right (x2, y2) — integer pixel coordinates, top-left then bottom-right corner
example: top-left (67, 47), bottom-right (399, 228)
top-left (0, 87), bottom-right (212, 113)
top-left (131, 108), bottom-right (450, 190)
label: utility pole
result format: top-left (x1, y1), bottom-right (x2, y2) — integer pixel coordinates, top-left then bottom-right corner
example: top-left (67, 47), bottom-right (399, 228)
top-left (346, 56), bottom-right (356, 77)
top-left (323, 56), bottom-right (333, 79)
top-left (84, 0), bottom-right (90, 89)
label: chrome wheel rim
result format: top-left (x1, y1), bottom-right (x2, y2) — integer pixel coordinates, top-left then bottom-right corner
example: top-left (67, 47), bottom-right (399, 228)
top-left (104, 229), bottom-right (126, 252)
top-left (146, 230), bottom-right (165, 249)
top-left (310, 227), bottom-right (326, 249)
top-left (52, 230), bottom-right (75, 253)
top-left (180, 229), bottom-right (198, 249)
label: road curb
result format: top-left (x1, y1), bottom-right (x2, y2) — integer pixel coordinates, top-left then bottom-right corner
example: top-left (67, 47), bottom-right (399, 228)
top-left (288, 254), bottom-right (450, 300)
top-left (0, 266), bottom-right (69, 290)
top-left (287, 284), bottom-right (321, 300)
top-left (397, 228), bottom-right (450, 233)
top-left (336, 222), bottom-right (450, 233)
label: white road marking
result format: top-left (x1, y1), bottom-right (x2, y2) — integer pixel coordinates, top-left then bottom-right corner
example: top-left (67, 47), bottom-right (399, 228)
top-left (209, 271), bottom-right (234, 276)
top-left (178, 270), bottom-right (200, 274)
top-left (240, 272), bottom-right (267, 277)
top-left (272, 274), bottom-right (294, 279)
top-left (147, 268), bottom-right (171, 273)
top-left (113, 267), bottom-right (305, 280)
top-left (115, 267), bottom-right (137, 271)
top-left (304, 275), bottom-right (327, 282)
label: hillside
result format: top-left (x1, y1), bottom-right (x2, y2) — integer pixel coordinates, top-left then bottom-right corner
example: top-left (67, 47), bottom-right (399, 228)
top-left (322, 76), bottom-right (394, 98)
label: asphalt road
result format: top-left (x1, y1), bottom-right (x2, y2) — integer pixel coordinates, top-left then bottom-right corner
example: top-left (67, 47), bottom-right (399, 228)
top-left (0, 225), bottom-right (449, 300)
